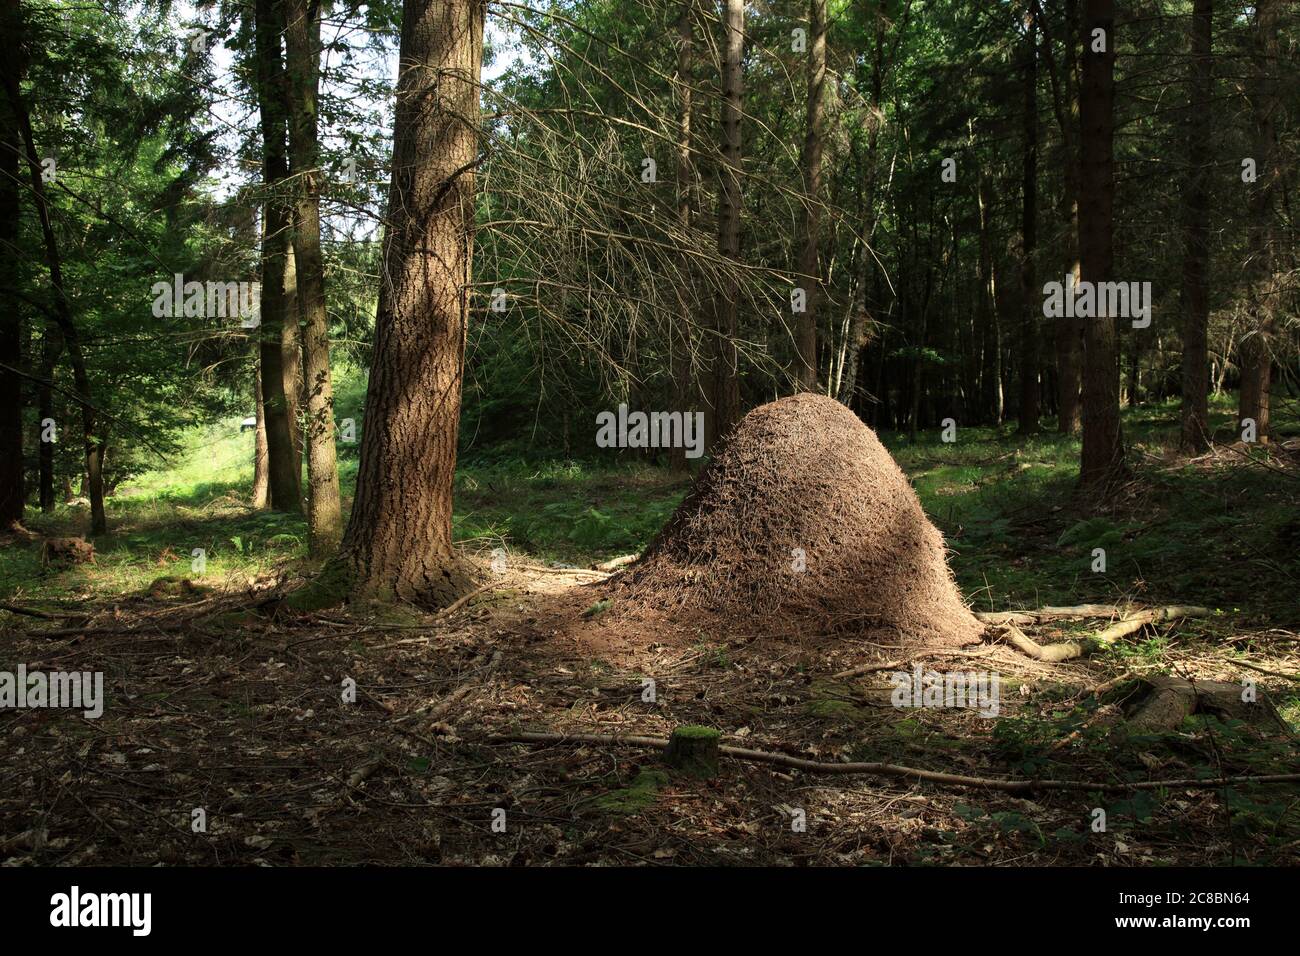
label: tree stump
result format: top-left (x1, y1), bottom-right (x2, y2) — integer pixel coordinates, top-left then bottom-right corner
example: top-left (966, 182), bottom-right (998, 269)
top-left (1127, 675), bottom-right (1289, 734)
top-left (663, 725), bottom-right (721, 778)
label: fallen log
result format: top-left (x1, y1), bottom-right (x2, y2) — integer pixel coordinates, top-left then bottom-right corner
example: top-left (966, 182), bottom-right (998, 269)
top-left (975, 603), bottom-right (1127, 625)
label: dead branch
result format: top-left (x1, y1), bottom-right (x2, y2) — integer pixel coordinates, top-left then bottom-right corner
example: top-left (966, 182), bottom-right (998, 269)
top-left (832, 646), bottom-right (997, 680)
top-left (993, 606), bottom-right (1211, 661)
top-left (489, 730), bottom-right (1300, 794)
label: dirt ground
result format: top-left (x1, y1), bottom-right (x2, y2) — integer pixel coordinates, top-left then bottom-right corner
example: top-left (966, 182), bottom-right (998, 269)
top-left (3, 558), bottom-right (1298, 868)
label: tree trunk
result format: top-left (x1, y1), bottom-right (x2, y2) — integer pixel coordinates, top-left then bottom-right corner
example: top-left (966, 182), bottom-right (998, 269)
top-left (837, 23), bottom-right (889, 409)
top-left (254, 0), bottom-right (304, 513)
top-left (1078, 0), bottom-right (1126, 491)
top-left (1178, 0), bottom-right (1213, 451)
top-left (286, 0), bottom-right (343, 554)
top-left (1018, 0), bottom-right (1040, 434)
top-left (1, 22), bottom-right (106, 536)
top-left (336, 0), bottom-right (484, 606)
top-left (1045, 0), bottom-right (1082, 434)
top-left (1236, 0), bottom-right (1280, 444)
top-left (253, 355), bottom-right (270, 510)
top-left (708, 0), bottom-right (743, 453)
top-left (977, 170), bottom-right (1003, 423)
top-left (670, 0), bottom-right (695, 473)
top-left (282, 240), bottom-right (304, 464)
top-left (1126, 333), bottom-right (1140, 406)
top-left (37, 326), bottom-right (58, 513)
top-left (794, 0), bottom-right (827, 391)
top-left (0, 58), bottom-right (22, 526)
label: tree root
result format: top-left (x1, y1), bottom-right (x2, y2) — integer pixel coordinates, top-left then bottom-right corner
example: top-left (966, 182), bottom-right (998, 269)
top-left (489, 730), bottom-right (1300, 794)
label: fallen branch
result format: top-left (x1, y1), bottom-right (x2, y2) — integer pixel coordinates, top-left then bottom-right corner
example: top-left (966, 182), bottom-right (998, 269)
top-left (526, 565), bottom-right (609, 577)
top-left (975, 603), bottom-right (1127, 625)
top-left (489, 730), bottom-right (1300, 794)
top-left (438, 583), bottom-right (495, 618)
top-left (392, 650), bottom-right (504, 726)
top-left (1229, 658), bottom-right (1300, 682)
top-left (347, 756), bottom-right (384, 789)
top-left (0, 602), bottom-right (78, 621)
top-left (997, 622), bottom-right (1086, 662)
top-left (832, 647), bottom-right (996, 680)
top-left (994, 606), bottom-right (1210, 662)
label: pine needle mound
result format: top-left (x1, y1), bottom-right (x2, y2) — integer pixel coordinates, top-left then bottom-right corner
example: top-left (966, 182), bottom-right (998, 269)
top-left (617, 394), bottom-right (983, 647)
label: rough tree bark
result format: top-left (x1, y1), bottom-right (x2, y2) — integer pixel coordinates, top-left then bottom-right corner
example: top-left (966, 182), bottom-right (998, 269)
top-left (1236, 0), bottom-right (1280, 444)
top-left (326, 0), bottom-right (485, 606)
top-left (286, 0), bottom-right (343, 554)
top-left (252, 356), bottom-right (270, 510)
top-left (1018, 0), bottom-right (1040, 435)
top-left (1178, 0), bottom-right (1213, 451)
top-left (254, 0), bottom-right (304, 513)
top-left (708, 0), bottom-right (743, 454)
top-left (282, 241), bottom-right (304, 464)
top-left (794, 0), bottom-right (827, 391)
top-left (1078, 0), bottom-right (1126, 491)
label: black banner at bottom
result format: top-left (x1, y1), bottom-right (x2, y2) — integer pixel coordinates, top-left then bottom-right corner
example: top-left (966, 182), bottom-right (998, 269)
top-left (0, 866), bottom-right (1283, 942)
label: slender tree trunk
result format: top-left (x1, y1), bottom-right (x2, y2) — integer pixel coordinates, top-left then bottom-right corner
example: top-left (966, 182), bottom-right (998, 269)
top-left (670, 0), bottom-right (695, 473)
top-left (0, 61), bottom-right (22, 526)
top-left (1126, 334), bottom-right (1140, 406)
top-left (286, 0), bottom-right (342, 554)
top-left (838, 36), bottom-right (890, 409)
top-left (1018, 0), bottom-right (1040, 434)
top-left (1178, 0), bottom-right (1213, 451)
top-left (253, 355), bottom-right (270, 510)
top-left (335, 0), bottom-right (484, 605)
top-left (254, 0), bottom-right (304, 513)
top-left (1, 26), bottom-right (105, 535)
top-left (1078, 0), bottom-right (1125, 490)
top-left (37, 327), bottom-right (58, 512)
top-left (794, 0), bottom-right (827, 390)
top-left (977, 170), bottom-right (1003, 423)
top-left (1237, 0), bottom-right (1280, 444)
top-left (282, 240), bottom-right (304, 465)
top-left (1044, 0), bottom-right (1082, 434)
top-left (708, 0), bottom-right (743, 453)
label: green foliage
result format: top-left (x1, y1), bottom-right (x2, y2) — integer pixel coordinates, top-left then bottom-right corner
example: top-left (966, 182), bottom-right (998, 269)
top-left (1056, 518), bottom-right (1125, 551)
top-left (586, 770), bottom-right (669, 815)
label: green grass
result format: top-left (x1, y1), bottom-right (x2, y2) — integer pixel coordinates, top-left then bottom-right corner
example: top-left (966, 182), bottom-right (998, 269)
top-left (883, 396), bottom-right (1299, 625)
top-left (4, 395), bottom-right (1296, 632)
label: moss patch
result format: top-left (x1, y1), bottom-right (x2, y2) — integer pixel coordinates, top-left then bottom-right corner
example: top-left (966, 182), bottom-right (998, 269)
top-left (804, 680), bottom-right (866, 721)
top-left (587, 770), bottom-right (669, 814)
top-left (283, 557), bottom-right (355, 612)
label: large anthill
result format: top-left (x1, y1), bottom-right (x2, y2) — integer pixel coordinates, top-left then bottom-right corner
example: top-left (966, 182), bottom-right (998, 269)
top-left (616, 394), bottom-right (983, 647)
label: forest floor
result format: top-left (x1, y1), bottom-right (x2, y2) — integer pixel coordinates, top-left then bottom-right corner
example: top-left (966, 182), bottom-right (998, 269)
top-left (2, 397), bottom-right (1299, 866)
